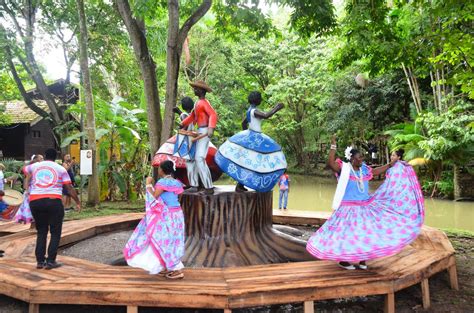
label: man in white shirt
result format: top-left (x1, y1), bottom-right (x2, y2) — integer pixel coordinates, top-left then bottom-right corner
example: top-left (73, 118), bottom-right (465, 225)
top-left (24, 148), bottom-right (81, 270)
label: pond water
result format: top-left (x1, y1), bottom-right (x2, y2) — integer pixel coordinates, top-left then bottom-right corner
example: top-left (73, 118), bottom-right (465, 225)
top-left (267, 175), bottom-right (474, 232)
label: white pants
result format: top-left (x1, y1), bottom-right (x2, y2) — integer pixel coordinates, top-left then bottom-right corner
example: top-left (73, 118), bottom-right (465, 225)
top-left (186, 127), bottom-right (213, 189)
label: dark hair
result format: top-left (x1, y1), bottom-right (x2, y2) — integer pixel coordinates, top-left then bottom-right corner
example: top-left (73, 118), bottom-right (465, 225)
top-left (0, 190), bottom-right (4, 196)
top-left (395, 149), bottom-right (405, 160)
top-left (160, 160), bottom-right (175, 175)
top-left (350, 148), bottom-right (361, 159)
top-left (44, 148), bottom-right (57, 161)
top-left (181, 97), bottom-right (194, 112)
top-left (248, 91), bottom-right (262, 106)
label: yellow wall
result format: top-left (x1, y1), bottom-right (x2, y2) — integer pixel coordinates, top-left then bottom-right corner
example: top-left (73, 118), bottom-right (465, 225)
top-left (69, 141), bottom-right (80, 163)
top-left (68, 139), bottom-right (121, 164)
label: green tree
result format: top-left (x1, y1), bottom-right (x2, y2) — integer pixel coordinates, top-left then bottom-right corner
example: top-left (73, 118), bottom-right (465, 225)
top-left (76, 0), bottom-right (100, 206)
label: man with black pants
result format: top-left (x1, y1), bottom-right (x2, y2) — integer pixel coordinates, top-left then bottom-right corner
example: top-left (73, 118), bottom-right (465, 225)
top-left (24, 149), bottom-right (81, 269)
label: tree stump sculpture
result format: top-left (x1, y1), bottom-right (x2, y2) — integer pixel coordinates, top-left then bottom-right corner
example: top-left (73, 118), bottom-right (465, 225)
top-left (181, 186), bottom-right (312, 267)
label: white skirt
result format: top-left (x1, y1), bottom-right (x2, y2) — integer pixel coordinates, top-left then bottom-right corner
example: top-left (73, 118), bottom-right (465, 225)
top-left (127, 245), bottom-right (184, 274)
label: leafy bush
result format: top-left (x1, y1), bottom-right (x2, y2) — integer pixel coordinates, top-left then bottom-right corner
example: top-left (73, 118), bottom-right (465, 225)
top-left (421, 170), bottom-right (454, 199)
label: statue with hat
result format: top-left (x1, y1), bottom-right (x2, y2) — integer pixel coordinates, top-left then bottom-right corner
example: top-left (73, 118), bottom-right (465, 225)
top-left (179, 80), bottom-right (218, 194)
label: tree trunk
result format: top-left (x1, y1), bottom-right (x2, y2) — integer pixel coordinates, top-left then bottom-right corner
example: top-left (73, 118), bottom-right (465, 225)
top-left (401, 63), bottom-right (422, 114)
top-left (23, 31), bottom-right (63, 125)
top-left (114, 0), bottom-right (162, 157)
top-left (162, 0), bottom-right (181, 144)
top-left (161, 0), bottom-right (212, 143)
top-left (429, 71), bottom-right (439, 111)
top-left (181, 186), bottom-right (312, 267)
top-left (453, 165), bottom-right (474, 201)
top-left (76, 0), bottom-right (100, 206)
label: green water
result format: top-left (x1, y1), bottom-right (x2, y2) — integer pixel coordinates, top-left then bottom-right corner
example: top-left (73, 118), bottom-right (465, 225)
top-left (269, 175), bottom-right (474, 232)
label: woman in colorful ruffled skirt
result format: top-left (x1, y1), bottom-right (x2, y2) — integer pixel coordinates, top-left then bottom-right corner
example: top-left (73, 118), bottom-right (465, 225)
top-left (306, 136), bottom-right (424, 270)
top-left (215, 91), bottom-right (287, 192)
top-left (15, 154), bottom-right (43, 226)
top-left (124, 161), bottom-right (186, 279)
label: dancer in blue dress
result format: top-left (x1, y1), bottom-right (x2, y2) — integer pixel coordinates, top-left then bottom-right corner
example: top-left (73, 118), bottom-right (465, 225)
top-left (306, 136), bottom-right (425, 270)
top-left (215, 91), bottom-right (287, 192)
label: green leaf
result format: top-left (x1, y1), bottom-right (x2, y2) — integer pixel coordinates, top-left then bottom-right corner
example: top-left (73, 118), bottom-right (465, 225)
top-left (61, 132), bottom-right (86, 148)
top-left (112, 171), bottom-right (126, 193)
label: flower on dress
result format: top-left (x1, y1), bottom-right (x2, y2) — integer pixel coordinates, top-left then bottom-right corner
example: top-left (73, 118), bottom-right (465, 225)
top-left (345, 146), bottom-right (353, 161)
top-left (228, 163), bottom-right (238, 174)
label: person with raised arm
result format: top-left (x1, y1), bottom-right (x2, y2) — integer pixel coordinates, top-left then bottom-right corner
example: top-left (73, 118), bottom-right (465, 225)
top-left (215, 91), bottom-right (287, 193)
top-left (306, 135), bottom-right (424, 270)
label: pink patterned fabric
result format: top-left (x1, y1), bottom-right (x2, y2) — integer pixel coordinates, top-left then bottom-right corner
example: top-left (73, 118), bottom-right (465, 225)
top-left (15, 195), bottom-right (34, 224)
top-left (123, 191), bottom-right (185, 270)
top-left (306, 161), bottom-right (425, 262)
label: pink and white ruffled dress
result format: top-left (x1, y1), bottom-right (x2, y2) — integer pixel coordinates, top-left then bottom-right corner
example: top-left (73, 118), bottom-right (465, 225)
top-left (306, 161), bottom-right (425, 262)
top-left (124, 178), bottom-right (185, 274)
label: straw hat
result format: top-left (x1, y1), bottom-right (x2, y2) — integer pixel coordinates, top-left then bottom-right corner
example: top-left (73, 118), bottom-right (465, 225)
top-left (189, 80), bottom-right (213, 93)
top-left (0, 163), bottom-right (4, 170)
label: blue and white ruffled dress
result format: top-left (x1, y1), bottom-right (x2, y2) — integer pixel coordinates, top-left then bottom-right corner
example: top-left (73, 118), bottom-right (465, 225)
top-left (215, 107), bottom-right (287, 192)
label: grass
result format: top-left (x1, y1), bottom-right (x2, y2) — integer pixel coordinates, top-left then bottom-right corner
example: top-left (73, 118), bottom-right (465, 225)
top-left (64, 200), bottom-right (145, 221)
top-left (441, 228), bottom-right (474, 238)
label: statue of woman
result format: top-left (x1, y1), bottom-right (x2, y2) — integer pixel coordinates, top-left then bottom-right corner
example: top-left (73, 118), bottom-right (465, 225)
top-left (215, 91), bottom-right (287, 192)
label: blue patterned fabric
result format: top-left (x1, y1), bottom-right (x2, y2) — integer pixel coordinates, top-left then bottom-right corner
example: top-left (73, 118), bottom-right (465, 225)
top-left (342, 163), bottom-right (372, 201)
top-left (306, 161), bottom-right (425, 262)
top-left (228, 130), bottom-right (281, 154)
top-left (215, 107), bottom-right (287, 192)
top-left (215, 152), bottom-right (285, 192)
top-left (155, 178), bottom-right (183, 207)
top-left (173, 133), bottom-right (196, 160)
top-left (245, 106), bottom-right (255, 127)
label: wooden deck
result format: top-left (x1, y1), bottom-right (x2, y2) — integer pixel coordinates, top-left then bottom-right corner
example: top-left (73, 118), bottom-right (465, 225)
top-left (0, 221), bottom-right (29, 236)
top-left (0, 212), bottom-right (458, 313)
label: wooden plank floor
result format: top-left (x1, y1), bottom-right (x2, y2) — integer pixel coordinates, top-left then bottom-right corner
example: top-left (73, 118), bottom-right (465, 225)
top-left (0, 221), bottom-right (29, 235)
top-left (0, 213), bottom-right (458, 312)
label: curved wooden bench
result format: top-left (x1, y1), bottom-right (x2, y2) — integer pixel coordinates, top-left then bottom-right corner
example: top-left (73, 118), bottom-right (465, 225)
top-left (0, 213), bottom-right (458, 313)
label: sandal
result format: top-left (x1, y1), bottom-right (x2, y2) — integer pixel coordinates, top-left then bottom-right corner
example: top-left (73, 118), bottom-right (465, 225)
top-left (338, 261), bottom-right (356, 270)
top-left (165, 270), bottom-right (184, 280)
top-left (358, 261), bottom-right (368, 270)
top-left (157, 270), bottom-right (170, 277)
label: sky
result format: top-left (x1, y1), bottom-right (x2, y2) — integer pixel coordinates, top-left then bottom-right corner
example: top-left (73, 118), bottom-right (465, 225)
top-left (35, 30), bottom-right (80, 84)
top-left (37, 0), bottom-right (344, 84)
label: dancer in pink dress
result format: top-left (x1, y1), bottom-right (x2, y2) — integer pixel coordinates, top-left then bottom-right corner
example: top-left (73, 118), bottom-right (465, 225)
top-left (124, 161), bottom-right (185, 279)
top-left (306, 136), bottom-right (424, 270)
top-left (15, 154), bottom-right (44, 227)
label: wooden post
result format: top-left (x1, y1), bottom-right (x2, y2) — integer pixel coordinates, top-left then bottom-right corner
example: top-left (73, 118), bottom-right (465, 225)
top-left (421, 278), bottom-right (430, 309)
top-left (127, 306), bottom-right (138, 313)
top-left (28, 303), bottom-right (39, 313)
top-left (447, 265), bottom-right (459, 290)
top-left (304, 301), bottom-right (314, 313)
top-left (384, 293), bottom-right (395, 313)
top-left (223, 309), bottom-right (231, 313)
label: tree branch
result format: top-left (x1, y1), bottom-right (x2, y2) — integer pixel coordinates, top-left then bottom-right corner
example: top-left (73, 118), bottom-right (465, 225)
top-left (17, 53), bottom-right (33, 78)
top-left (177, 0), bottom-right (212, 47)
top-left (0, 1), bottom-right (25, 38)
top-left (2, 35), bottom-right (50, 119)
top-left (114, 0), bottom-right (148, 60)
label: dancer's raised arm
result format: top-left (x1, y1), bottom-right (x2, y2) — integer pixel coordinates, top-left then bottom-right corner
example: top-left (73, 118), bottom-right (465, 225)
top-left (327, 135), bottom-right (341, 174)
top-left (372, 161), bottom-right (394, 176)
top-left (253, 102), bottom-right (284, 119)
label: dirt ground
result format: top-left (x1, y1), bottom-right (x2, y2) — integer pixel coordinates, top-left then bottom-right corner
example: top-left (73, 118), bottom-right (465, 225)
top-left (0, 229), bottom-right (473, 313)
